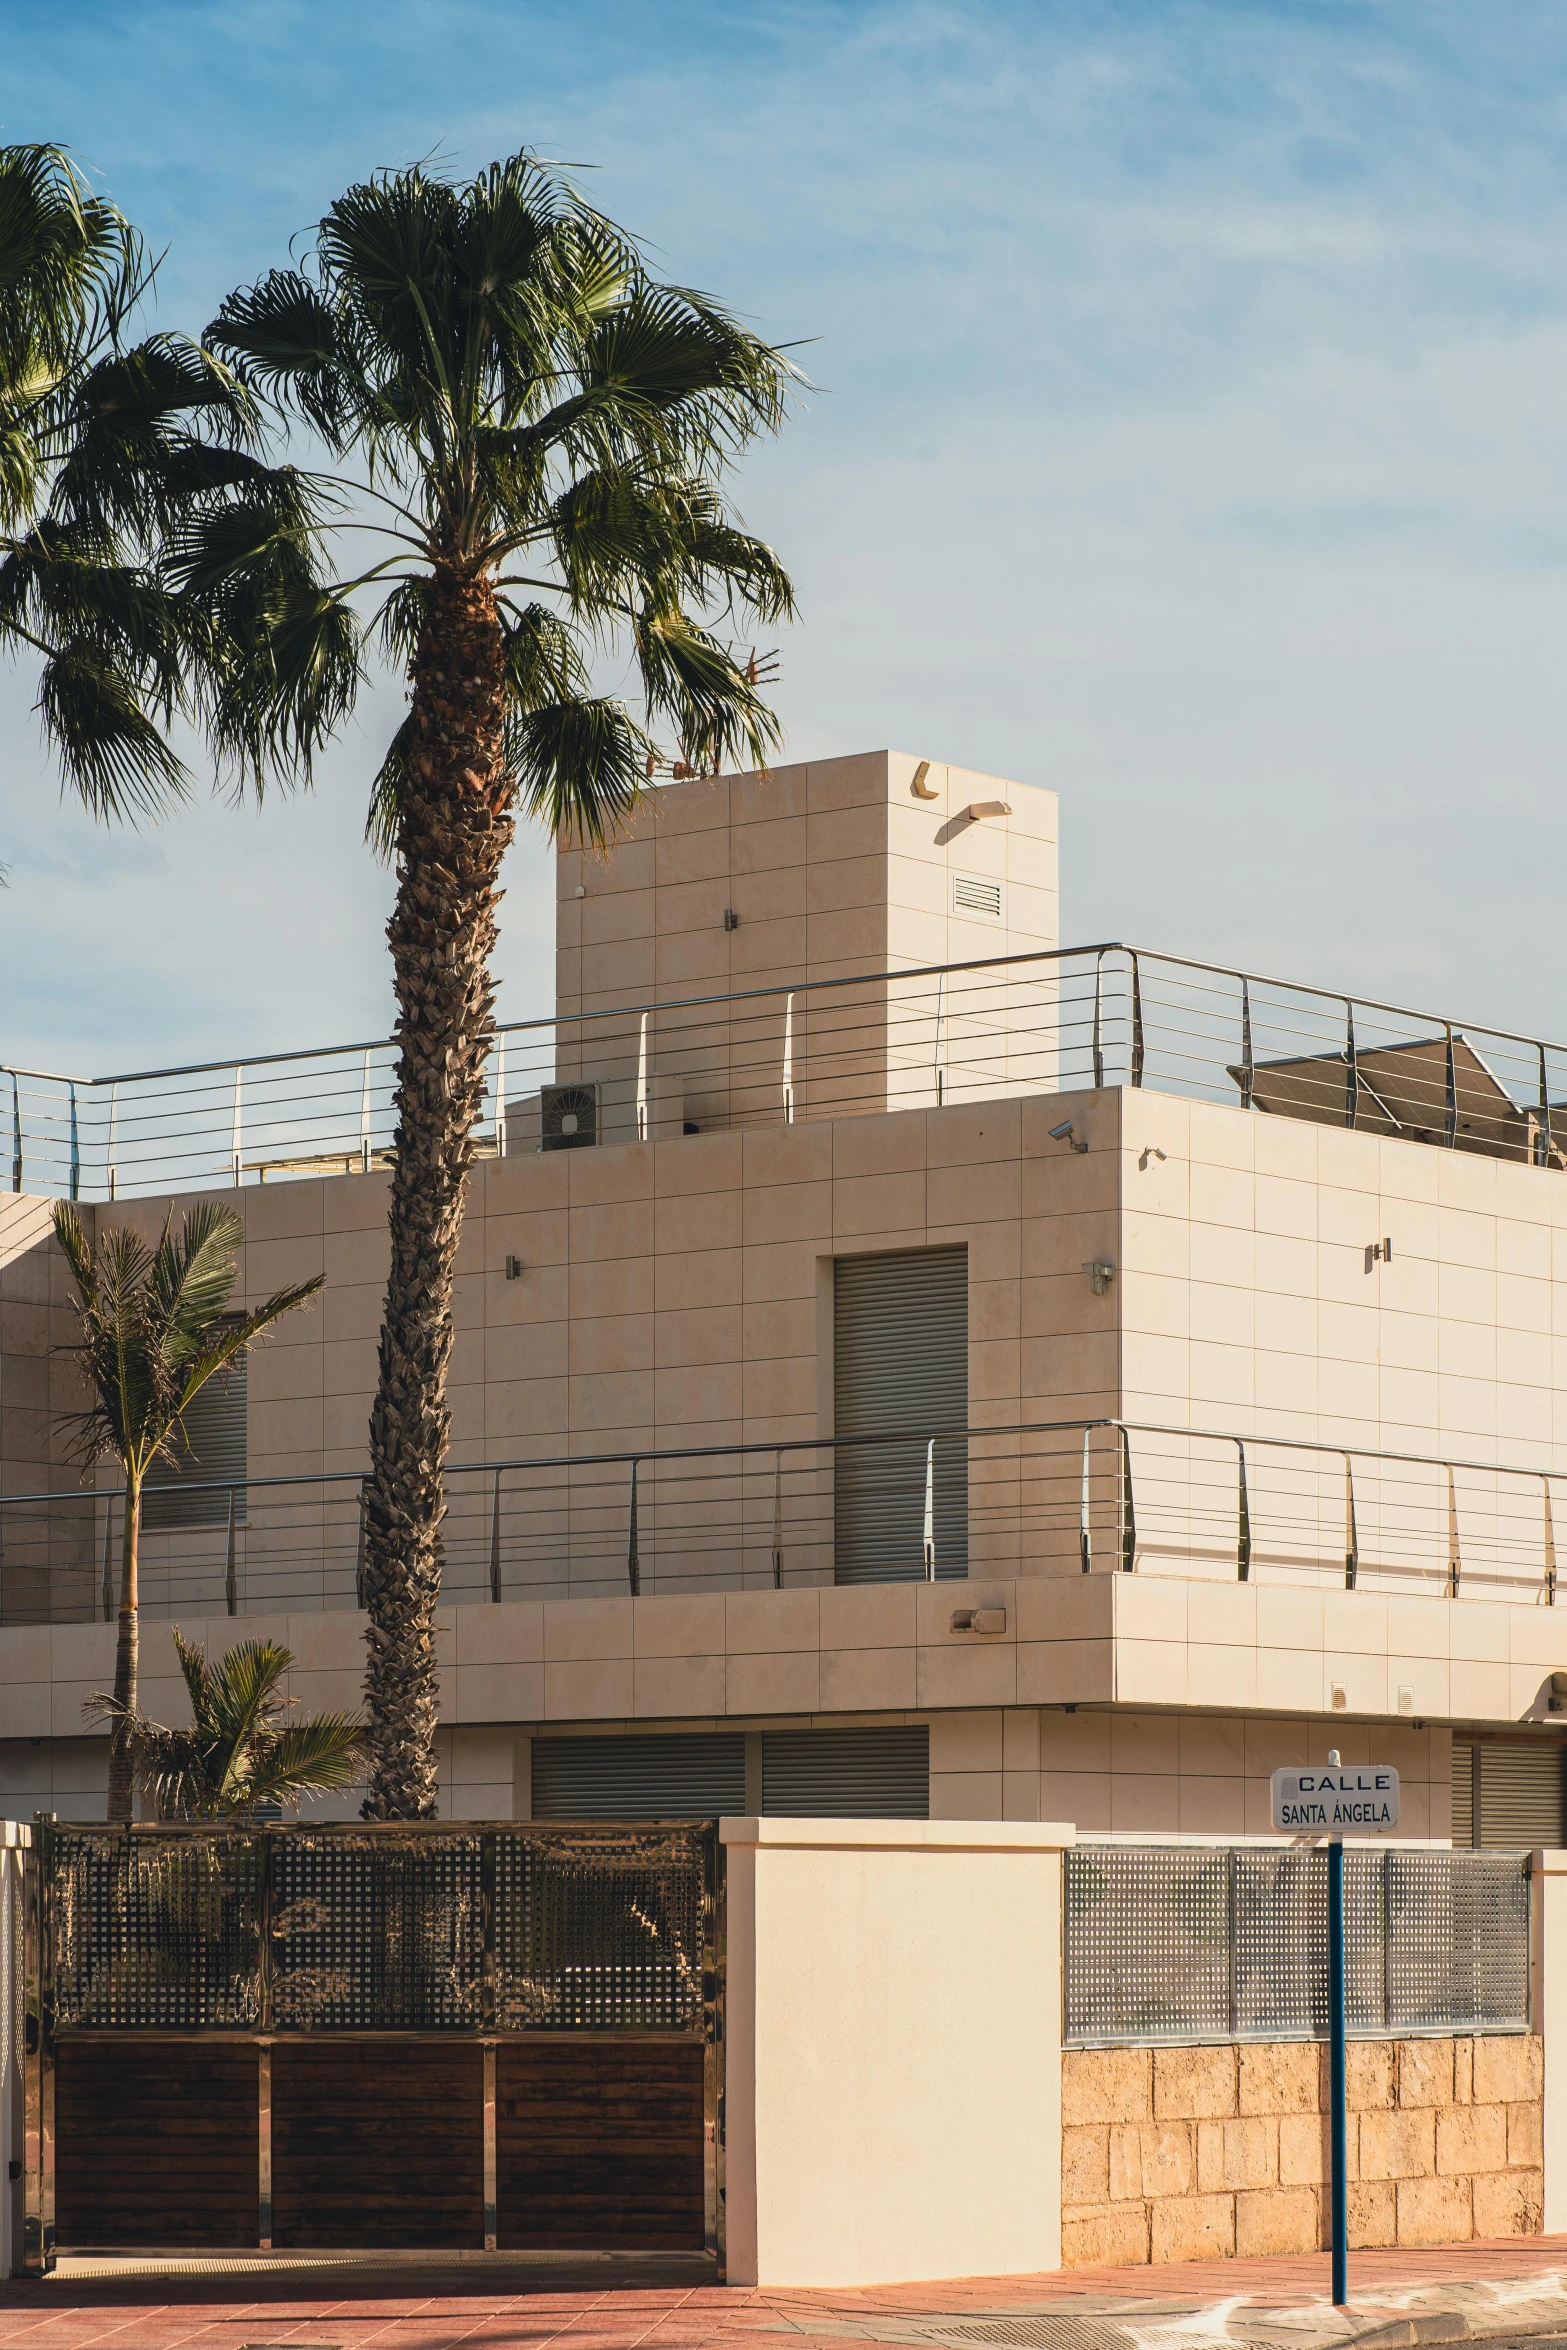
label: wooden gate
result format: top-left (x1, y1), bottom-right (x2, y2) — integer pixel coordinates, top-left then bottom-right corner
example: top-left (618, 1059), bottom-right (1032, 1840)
top-left (25, 1819), bottom-right (722, 2270)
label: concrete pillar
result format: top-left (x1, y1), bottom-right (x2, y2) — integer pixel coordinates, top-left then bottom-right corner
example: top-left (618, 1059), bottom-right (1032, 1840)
top-left (1532, 1848), bottom-right (1567, 2231)
top-left (721, 1815), bottom-right (1073, 2289)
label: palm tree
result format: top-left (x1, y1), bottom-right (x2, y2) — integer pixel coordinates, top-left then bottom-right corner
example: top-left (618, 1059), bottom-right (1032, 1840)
top-left (0, 143), bottom-right (252, 823)
top-left (53, 1200), bottom-right (324, 1822)
top-left (180, 152), bottom-right (797, 1817)
top-left (89, 1629), bottom-right (365, 1820)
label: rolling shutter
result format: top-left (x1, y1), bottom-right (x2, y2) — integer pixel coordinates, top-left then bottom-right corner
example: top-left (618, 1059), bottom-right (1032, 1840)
top-left (530, 1732), bottom-right (746, 1820)
top-left (761, 1726), bottom-right (929, 1819)
top-left (1452, 1739), bottom-right (1565, 1848)
top-left (1479, 1741), bottom-right (1566, 1848)
top-left (1451, 1742), bottom-right (1475, 1846)
top-left (142, 1352), bottom-right (248, 1532)
top-left (833, 1247), bottom-right (968, 1584)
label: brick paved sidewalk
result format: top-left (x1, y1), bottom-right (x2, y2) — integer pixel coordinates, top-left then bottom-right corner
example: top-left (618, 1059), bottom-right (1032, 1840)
top-left (5, 2239), bottom-right (1567, 2350)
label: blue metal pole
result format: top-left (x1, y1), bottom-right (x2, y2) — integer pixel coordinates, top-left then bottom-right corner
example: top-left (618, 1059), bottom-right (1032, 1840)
top-left (1328, 1836), bottom-right (1348, 2306)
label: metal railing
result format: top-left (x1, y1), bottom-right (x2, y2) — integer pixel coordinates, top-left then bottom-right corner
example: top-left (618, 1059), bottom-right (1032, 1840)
top-left (1064, 1844), bottom-right (1531, 2046)
top-left (3, 1416), bottom-right (1564, 1625)
top-left (8, 941), bottom-right (1567, 1201)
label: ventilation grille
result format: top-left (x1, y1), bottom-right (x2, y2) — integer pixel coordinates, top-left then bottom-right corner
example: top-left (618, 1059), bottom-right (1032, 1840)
top-left (1454, 1738), bottom-right (1567, 1848)
top-left (539, 1081), bottom-right (599, 1152)
top-left (530, 1732), bottom-right (746, 1820)
top-left (952, 871), bottom-right (1002, 921)
top-left (761, 1726), bottom-right (930, 1819)
top-left (143, 1345), bottom-right (247, 1531)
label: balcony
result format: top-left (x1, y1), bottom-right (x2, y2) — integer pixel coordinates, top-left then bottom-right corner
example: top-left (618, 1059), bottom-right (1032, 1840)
top-left (3, 1417), bottom-right (1563, 1628)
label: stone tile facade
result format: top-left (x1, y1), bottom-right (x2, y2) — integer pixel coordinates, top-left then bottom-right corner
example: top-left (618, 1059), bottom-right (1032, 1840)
top-left (1061, 2034), bottom-right (1544, 2266)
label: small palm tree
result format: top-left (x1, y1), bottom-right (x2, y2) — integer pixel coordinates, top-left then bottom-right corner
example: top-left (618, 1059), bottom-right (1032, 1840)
top-left (0, 143), bottom-right (248, 821)
top-left (89, 1629), bottom-right (365, 1820)
top-left (53, 1200), bottom-right (324, 1822)
top-left (181, 152), bottom-right (798, 1817)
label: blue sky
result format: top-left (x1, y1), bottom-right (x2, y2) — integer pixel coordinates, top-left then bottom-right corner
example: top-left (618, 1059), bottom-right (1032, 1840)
top-left (5, 0), bottom-right (1567, 1069)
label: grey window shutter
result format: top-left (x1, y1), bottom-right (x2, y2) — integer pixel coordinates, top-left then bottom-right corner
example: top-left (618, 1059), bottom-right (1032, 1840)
top-left (1451, 1741), bottom-right (1475, 1847)
top-left (833, 1247), bottom-right (967, 1583)
top-left (142, 1351), bottom-right (248, 1532)
top-left (761, 1726), bottom-right (929, 1819)
top-left (1475, 1740), bottom-right (1566, 1849)
top-left (530, 1732), bottom-right (746, 1820)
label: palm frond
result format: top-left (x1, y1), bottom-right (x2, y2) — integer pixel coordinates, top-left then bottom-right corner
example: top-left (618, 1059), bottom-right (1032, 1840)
top-left (205, 270), bottom-right (350, 444)
top-left (246, 1716), bottom-right (366, 1807)
top-left (633, 607), bottom-right (782, 775)
top-left (88, 1631), bottom-right (365, 1819)
top-left (147, 1199), bottom-right (243, 1358)
top-left (175, 1270), bottom-right (324, 1414)
top-left (52, 1203), bottom-right (319, 1488)
top-left (510, 695), bottom-right (652, 849)
top-left (36, 642), bottom-right (190, 821)
top-left (365, 709), bottom-right (413, 859)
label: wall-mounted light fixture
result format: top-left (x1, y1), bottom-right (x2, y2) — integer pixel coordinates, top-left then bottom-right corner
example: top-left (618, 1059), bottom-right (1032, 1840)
top-left (504, 1255), bottom-right (523, 1281)
top-left (1365, 1237), bottom-right (1393, 1271)
top-left (723, 908), bottom-right (739, 931)
top-left (1081, 1257), bottom-right (1116, 1296)
top-left (1049, 1120), bottom-right (1088, 1155)
top-left (951, 1607), bottom-right (1007, 1635)
top-left (967, 799), bottom-right (1011, 820)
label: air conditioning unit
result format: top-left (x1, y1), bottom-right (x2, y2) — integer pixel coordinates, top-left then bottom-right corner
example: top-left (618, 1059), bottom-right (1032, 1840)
top-left (539, 1081), bottom-right (600, 1152)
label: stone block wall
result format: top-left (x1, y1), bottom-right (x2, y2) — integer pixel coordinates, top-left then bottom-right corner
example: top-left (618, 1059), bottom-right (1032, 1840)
top-left (1062, 2036), bottom-right (1543, 2267)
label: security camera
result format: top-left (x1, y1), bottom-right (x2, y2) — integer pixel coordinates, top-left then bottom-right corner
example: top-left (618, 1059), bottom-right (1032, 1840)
top-left (1049, 1120), bottom-right (1088, 1154)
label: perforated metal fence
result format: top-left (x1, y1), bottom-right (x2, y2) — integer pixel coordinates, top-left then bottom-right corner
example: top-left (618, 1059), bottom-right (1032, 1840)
top-left (41, 1819), bottom-right (715, 2036)
top-left (1064, 1845), bottom-right (1531, 2047)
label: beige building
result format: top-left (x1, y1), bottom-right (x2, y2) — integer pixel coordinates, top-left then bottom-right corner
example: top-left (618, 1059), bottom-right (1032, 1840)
top-left (1, 746), bottom-right (1564, 1849)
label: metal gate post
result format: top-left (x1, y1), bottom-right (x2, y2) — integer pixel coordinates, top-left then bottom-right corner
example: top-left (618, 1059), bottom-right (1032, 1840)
top-left (482, 2044), bottom-right (497, 2251)
top-left (257, 2045), bottom-right (272, 2249)
top-left (22, 1815), bottom-right (53, 2275)
top-left (1328, 1836), bottom-right (1348, 2307)
top-left (702, 1821), bottom-right (726, 2280)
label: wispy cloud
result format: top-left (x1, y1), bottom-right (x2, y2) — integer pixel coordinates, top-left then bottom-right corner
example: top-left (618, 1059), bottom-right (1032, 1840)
top-left (6, 0), bottom-right (1567, 1067)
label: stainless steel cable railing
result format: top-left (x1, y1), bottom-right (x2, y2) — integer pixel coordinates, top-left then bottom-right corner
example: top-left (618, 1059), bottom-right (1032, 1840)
top-left (2, 1415), bottom-right (1562, 1626)
top-left (8, 941), bottom-right (1567, 1201)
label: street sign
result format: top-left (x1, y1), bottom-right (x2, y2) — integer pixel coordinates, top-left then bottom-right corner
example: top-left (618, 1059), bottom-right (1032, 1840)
top-left (1270, 1764), bottom-right (1400, 1834)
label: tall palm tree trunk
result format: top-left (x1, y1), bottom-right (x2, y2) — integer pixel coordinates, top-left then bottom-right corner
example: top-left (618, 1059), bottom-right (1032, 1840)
top-left (361, 569), bottom-right (514, 1818)
top-left (106, 1480), bottom-right (141, 1823)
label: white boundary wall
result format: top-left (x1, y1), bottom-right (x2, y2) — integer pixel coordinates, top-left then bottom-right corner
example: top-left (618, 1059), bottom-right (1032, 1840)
top-left (1534, 1848), bottom-right (1567, 2232)
top-left (721, 1817), bottom-right (1072, 2289)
